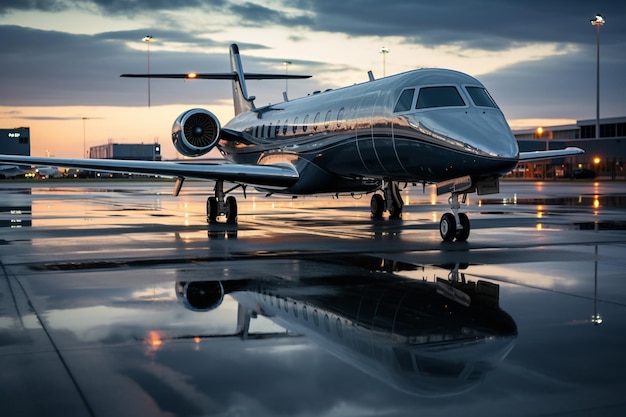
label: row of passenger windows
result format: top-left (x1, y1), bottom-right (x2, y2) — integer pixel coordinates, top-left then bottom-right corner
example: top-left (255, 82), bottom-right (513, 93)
top-left (260, 290), bottom-right (345, 337)
top-left (252, 107), bottom-right (346, 138)
top-left (393, 85), bottom-right (498, 113)
top-left (249, 85), bottom-right (497, 138)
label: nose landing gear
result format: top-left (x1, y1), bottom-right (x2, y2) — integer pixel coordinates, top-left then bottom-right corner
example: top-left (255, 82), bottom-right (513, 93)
top-left (439, 193), bottom-right (470, 242)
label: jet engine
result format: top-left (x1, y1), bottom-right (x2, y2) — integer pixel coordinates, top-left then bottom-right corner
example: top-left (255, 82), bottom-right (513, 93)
top-left (176, 280), bottom-right (225, 312)
top-left (171, 108), bottom-right (221, 157)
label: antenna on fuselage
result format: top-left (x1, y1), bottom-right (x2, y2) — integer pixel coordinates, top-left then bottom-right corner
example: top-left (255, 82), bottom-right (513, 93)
top-left (368, 71), bottom-right (375, 81)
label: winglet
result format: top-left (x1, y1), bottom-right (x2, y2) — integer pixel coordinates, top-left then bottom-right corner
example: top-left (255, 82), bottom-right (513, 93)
top-left (230, 44), bottom-right (256, 115)
top-left (518, 147), bottom-right (585, 162)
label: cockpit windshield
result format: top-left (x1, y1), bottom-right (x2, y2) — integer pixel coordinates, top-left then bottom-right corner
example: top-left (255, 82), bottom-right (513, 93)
top-left (416, 86), bottom-right (466, 109)
top-left (465, 86), bottom-right (499, 108)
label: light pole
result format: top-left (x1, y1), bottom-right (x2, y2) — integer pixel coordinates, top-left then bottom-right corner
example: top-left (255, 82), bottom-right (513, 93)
top-left (590, 14), bottom-right (605, 140)
top-left (379, 47), bottom-right (390, 77)
top-left (142, 35), bottom-right (154, 107)
top-left (283, 61), bottom-right (292, 96)
top-left (82, 117), bottom-right (88, 158)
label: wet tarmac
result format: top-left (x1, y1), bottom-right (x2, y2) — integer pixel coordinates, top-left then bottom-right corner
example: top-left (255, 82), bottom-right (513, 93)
top-left (1, 179), bottom-right (625, 416)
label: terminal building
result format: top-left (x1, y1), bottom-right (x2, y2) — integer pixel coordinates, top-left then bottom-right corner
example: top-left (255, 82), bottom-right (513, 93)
top-left (89, 143), bottom-right (161, 161)
top-left (0, 127), bottom-right (30, 156)
top-left (512, 116), bottom-right (626, 180)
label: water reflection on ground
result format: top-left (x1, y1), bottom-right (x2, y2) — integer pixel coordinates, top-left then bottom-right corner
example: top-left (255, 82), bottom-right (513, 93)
top-left (1, 180), bottom-right (626, 416)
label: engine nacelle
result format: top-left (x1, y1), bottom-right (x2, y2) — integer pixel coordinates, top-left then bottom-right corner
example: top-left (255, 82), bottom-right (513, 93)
top-left (172, 108), bottom-right (221, 157)
top-left (176, 280), bottom-right (225, 312)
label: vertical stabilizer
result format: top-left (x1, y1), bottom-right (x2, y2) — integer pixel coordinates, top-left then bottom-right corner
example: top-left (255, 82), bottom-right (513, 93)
top-left (230, 44), bottom-right (256, 115)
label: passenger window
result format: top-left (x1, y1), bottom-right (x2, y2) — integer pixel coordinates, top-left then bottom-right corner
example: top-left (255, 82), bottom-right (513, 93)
top-left (337, 107), bottom-right (344, 127)
top-left (465, 86), bottom-right (498, 108)
top-left (303, 115), bottom-right (309, 132)
top-left (394, 88), bottom-right (415, 112)
top-left (416, 86), bottom-right (465, 109)
top-left (324, 110), bottom-right (332, 129)
top-left (313, 112), bottom-right (320, 130)
top-left (293, 117), bottom-right (299, 134)
top-left (275, 121), bottom-right (281, 136)
top-left (268, 123), bottom-right (272, 137)
top-left (283, 119), bottom-right (289, 135)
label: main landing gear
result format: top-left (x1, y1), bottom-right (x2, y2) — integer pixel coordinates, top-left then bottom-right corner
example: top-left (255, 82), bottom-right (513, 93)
top-left (370, 181), bottom-right (403, 219)
top-left (206, 180), bottom-right (243, 224)
top-left (439, 193), bottom-right (470, 242)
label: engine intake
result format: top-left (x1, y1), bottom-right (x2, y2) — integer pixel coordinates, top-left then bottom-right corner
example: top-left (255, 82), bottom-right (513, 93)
top-left (176, 280), bottom-right (225, 312)
top-left (172, 108), bottom-right (221, 157)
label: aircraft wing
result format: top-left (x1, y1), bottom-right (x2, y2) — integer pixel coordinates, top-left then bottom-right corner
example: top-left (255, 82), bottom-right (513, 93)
top-left (0, 155), bottom-right (299, 188)
top-left (518, 147), bottom-right (585, 162)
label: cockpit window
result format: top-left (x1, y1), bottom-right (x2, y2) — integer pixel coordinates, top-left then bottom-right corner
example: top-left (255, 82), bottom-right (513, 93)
top-left (416, 86), bottom-right (465, 109)
top-left (393, 88), bottom-right (415, 113)
top-left (465, 86), bottom-right (498, 108)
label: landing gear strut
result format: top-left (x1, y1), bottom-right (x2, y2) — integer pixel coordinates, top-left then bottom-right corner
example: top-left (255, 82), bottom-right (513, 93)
top-left (206, 180), bottom-right (241, 224)
top-left (370, 181), bottom-right (403, 219)
top-left (439, 193), bottom-right (470, 242)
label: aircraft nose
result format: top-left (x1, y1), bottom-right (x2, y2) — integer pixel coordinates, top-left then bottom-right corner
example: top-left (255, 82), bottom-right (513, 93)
top-left (413, 109), bottom-right (519, 160)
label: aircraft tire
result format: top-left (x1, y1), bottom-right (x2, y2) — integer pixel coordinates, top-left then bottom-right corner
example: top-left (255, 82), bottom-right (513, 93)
top-left (207, 196), bottom-right (218, 223)
top-left (440, 213), bottom-right (456, 241)
top-left (455, 213), bottom-right (470, 241)
top-left (389, 199), bottom-right (402, 219)
top-left (370, 194), bottom-right (384, 218)
top-left (225, 196), bottom-right (238, 224)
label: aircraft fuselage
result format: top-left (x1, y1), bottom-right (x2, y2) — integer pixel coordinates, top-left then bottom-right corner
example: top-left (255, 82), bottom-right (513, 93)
top-left (220, 68), bottom-right (519, 194)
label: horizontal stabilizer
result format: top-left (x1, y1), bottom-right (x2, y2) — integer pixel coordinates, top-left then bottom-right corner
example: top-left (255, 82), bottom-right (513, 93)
top-left (120, 73), bottom-right (311, 80)
top-left (518, 147), bottom-right (585, 162)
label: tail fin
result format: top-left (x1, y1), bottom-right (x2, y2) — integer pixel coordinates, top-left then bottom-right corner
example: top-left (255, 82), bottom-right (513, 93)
top-left (229, 44), bottom-right (256, 115)
top-left (121, 43), bottom-right (311, 116)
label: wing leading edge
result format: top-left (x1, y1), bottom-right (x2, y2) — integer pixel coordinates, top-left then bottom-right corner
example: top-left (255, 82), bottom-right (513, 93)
top-left (518, 147), bottom-right (585, 162)
top-left (0, 155), bottom-right (299, 188)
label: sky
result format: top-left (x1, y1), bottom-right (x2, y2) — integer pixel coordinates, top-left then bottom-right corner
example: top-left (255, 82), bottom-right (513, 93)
top-left (1, 0), bottom-right (624, 159)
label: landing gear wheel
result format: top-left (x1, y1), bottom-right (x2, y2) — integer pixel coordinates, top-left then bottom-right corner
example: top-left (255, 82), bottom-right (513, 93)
top-left (370, 194), bottom-right (384, 218)
top-left (389, 199), bottom-right (403, 219)
top-left (440, 213), bottom-right (456, 242)
top-left (225, 196), bottom-right (238, 224)
top-left (455, 212), bottom-right (470, 242)
top-left (207, 196), bottom-right (218, 223)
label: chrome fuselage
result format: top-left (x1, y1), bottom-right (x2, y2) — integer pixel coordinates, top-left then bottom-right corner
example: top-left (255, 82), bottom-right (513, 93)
top-left (220, 69), bottom-right (519, 194)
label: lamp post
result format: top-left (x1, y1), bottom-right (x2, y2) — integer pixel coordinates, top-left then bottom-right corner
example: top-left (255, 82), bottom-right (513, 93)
top-left (82, 117), bottom-right (89, 158)
top-left (283, 61), bottom-right (292, 95)
top-left (590, 14), bottom-right (605, 140)
top-left (142, 35), bottom-right (154, 107)
top-left (379, 47), bottom-right (390, 77)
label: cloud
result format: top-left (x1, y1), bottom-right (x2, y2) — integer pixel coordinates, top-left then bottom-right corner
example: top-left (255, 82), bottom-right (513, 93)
top-left (228, 2), bottom-right (313, 28)
top-left (287, 0), bottom-right (626, 49)
top-left (0, 0), bottom-right (227, 16)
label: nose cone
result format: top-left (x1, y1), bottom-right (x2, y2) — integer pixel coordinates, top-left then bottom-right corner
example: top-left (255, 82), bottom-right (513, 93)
top-left (412, 109), bottom-right (519, 160)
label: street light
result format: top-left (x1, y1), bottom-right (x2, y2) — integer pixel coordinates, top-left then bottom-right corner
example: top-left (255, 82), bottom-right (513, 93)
top-left (142, 35), bottom-right (154, 107)
top-left (379, 47), bottom-right (390, 77)
top-left (590, 14), bottom-right (605, 140)
top-left (283, 61), bottom-right (292, 96)
top-left (82, 117), bottom-right (89, 158)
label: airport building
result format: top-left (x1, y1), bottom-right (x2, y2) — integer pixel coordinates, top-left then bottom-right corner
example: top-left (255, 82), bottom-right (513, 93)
top-left (511, 116), bottom-right (626, 179)
top-left (0, 127), bottom-right (30, 156)
top-left (89, 143), bottom-right (161, 161)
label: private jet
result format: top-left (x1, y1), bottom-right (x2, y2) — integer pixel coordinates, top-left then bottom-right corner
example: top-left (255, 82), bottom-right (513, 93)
top-left (0, 44), bottom-right (583, 241)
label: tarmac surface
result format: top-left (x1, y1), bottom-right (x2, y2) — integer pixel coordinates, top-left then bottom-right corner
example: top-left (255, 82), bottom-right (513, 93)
top-left (1, 179), bottom-right (626, 417)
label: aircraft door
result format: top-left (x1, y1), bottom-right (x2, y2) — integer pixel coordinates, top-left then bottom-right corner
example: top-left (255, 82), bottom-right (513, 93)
top-left (356, 93), bottom-right (385, 175)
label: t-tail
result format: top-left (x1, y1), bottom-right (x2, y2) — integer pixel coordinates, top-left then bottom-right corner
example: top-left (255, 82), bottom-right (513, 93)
top-left (230, 44), bottom-right (256, 115)
top-left (120, 43), bottom-right (311, 116)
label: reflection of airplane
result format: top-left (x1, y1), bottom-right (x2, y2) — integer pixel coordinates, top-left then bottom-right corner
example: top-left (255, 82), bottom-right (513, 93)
top-left (175, 256), bottom-right (517, 397)
top-left (0, 44), bottom-right (583, 241)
